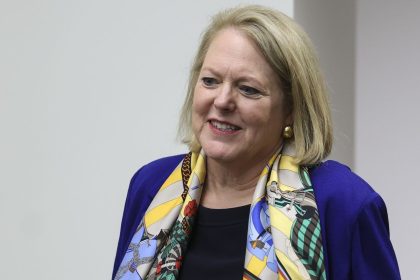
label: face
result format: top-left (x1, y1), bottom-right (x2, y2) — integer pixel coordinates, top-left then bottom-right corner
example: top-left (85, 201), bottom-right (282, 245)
top-left (192, 28), bottom-right (291, 165)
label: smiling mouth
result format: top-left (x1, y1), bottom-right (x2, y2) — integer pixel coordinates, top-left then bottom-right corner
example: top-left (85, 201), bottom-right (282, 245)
top-left (209, 120), bottom-right (241, 132)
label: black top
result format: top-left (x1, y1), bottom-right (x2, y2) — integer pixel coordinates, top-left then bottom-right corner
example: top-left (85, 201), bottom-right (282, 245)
top-left (178, 204), bottom-right (251, 280)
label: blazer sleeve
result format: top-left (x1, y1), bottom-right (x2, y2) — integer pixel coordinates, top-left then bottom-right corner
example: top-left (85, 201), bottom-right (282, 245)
top-left (351, 194), bottom-right (401, 279)
top-left (112, 154), bottom-right (185, 279)
top-left (112, 167), bottom-right (144, 278)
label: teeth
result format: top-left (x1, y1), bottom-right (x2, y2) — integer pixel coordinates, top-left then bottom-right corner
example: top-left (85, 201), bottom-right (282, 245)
top-left (210, 120), bottom-right (240, 131)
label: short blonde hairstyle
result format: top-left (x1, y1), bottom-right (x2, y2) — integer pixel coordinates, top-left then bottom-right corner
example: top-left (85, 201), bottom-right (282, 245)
top-left (178, 5), bottom-right (333, 165)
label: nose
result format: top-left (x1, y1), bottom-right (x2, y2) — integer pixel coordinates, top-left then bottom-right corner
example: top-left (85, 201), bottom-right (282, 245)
top-left (213, 83), bottom-right (236, 112)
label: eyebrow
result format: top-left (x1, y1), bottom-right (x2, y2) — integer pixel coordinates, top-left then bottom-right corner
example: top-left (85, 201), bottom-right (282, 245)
top-left (200, 66), bottom-right (222, 77)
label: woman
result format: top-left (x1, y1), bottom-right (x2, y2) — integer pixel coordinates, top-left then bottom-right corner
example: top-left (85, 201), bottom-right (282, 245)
top-left (113, 5), bottom-right (400, 280)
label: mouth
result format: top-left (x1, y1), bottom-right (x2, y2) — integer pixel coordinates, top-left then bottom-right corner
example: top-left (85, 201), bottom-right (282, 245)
top-left (208, 119), bottom-right (241, 133)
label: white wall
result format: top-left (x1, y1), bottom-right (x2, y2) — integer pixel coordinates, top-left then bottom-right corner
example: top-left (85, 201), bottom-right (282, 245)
top-left (355, 1), bottom-right (420, 278)
top-left (0, 1), bottom-right (293, 279)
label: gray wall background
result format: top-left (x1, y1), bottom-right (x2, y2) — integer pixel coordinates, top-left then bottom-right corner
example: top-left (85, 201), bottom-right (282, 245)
top-left (1, 0), bottom-right (418, 279)
top-left (355, 1), bottom-right (419, 278)
top-left (295, 0), bottom-right (420, 279)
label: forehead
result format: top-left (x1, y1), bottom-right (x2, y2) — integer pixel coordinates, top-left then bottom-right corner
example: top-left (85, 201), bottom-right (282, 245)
top-left (202, 28), bottom-right (276, 80)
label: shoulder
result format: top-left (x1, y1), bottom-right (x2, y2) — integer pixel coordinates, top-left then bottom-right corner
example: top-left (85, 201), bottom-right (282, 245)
top-left (309, 160), bottom-right (385, 226)
top-left (127, 154), bottom-right (186, 201)
top-left (113, 154), bottom-right (185, 278)
top-left (310, 160), bottom-right (380, 207)
top-left (133, 154), bottom-right (185, 181)
top-left (309, 161), bottom-right (400, 278)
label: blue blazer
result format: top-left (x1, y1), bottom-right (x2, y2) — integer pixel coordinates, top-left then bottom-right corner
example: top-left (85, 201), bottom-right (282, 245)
top-left (113, 155), bottom-right (401, 279)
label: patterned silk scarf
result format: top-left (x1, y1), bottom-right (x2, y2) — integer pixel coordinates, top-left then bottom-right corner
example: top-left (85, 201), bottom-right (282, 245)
top-left (115, 144), bottom-right (326, 280)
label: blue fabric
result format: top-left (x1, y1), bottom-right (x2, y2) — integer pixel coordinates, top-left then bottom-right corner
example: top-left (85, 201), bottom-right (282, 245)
top-left (113, 155), bottom-right (401, 279)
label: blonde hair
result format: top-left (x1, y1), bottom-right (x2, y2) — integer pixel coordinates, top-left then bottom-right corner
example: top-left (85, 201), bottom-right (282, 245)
top-left (178, 5), bottom-right (333, 165)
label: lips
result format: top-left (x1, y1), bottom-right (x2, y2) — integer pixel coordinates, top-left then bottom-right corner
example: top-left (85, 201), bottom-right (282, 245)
top-left (209, 119), bottom-right (241, 132)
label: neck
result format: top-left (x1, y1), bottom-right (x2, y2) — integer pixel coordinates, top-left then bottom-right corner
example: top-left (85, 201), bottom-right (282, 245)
top-left (201, 143), bottom-right (282, 208)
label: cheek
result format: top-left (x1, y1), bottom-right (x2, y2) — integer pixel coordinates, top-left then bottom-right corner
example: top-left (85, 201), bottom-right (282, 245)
top-left (267, 95), bottom-right (288, 128)
top-left (268, 108), bottom-right (286, 131)
top-left (191, 98), bottom-right (199, 128)
top-left (245, 105), bottom-right (285, 135)
top-left (192, 95), bottom-right (202, 120)
top-left (191, 90), bottom-right (207, 131)
top-left (242, 101), bottom-right (275, 127)
top-left (192, 88), bottom-right (211, 117)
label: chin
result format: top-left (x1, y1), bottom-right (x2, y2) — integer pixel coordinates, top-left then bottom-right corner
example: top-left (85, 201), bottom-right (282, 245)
top-left (200, 142), bottom-right (238, 162)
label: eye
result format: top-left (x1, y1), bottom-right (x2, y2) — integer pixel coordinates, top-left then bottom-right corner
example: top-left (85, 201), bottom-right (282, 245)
top-left (201, 77), bottom-right (218, 88)
top-left (239, 85), bottom-right (261, 97)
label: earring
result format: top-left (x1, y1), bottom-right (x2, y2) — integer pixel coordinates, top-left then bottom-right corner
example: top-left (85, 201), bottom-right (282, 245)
top-left (283, 126), bottom-right (293, 139)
